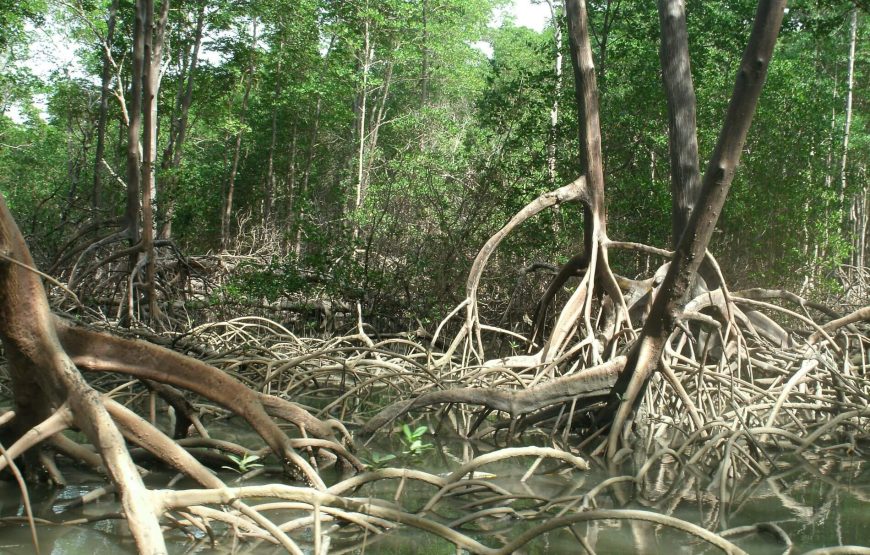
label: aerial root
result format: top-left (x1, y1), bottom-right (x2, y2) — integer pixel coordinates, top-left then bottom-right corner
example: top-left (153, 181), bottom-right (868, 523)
top-left (0, 305), bottom-right (866, 552)
top-left (54, 316), bottom-right (356, 479)
top-left (362, 356), bottom-right (626, 434)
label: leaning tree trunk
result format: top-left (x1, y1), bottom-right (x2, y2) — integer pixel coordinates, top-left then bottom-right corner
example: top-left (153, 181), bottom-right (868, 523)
top-left (604, 0), bottom-right (787, 458)
top-left (0, 194), bottom-right (167, 553)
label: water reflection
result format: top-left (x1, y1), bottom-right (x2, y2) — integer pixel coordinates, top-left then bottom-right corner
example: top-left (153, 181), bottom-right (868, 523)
top-left (0, 436), bottom-right (867, 554)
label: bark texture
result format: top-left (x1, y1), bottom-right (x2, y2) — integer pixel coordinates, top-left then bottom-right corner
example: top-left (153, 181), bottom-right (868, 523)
top-left (658, 0), bottom-right (702, 247)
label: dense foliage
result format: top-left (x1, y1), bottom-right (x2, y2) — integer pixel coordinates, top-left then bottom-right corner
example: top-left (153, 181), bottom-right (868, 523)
top-left (0, 0), bottom-right (867, 328)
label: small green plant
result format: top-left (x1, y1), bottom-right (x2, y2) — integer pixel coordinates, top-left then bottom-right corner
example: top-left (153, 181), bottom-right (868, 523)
top-left (364, 452), bottom-right (397, 469)
top-left (222, 452), bottom-right (263, 474)
top-left (400, 424), bottom-right (433, 457)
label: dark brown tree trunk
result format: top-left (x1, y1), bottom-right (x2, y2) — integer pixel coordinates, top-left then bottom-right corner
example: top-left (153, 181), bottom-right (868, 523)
top-left (604, 0), bottom-right (787, 458)
top-left (658, 0), bottom-right (701, 247)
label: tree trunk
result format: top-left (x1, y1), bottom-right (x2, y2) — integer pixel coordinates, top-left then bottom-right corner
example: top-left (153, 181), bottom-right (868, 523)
top-left (221, 19), bottom-right (257, 251)
top-left (595, 0), bottom-right (620, 91)
top-left (123, 0), bottom-right (146, 324)
top-left (565, 0), bottom-right (606, 255)
top-left (841, 7), bottom-right (858, 269)
top-left (159, 1), bottom-right (205, 240)
top-left (141, 0), bottom-right (170, 321)
top-left (838, 6), bottom-right (857, 213)
top-left (354, 18), bottom-right (373, 214)
top-left (92, 0), bottom-right (118, 217)
top-left (360, 56), bottom-right (394, 208)
top-left (604, 0), bottom-right (787, 458)
top-left (264, 36), bottom-right (285, 226)
top-left (294, 98), bottom-right (322, 258)
top-left (658, 0), bottom-right (701, 248)
top-left (546, 0), bottom-right (563, 188)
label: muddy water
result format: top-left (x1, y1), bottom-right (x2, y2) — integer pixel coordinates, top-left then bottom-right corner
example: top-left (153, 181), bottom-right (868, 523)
top-left (0, 436), bottom-right (867, 554)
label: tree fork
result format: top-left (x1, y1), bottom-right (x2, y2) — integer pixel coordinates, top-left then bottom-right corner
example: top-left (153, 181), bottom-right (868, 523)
top-left (603, 0), bottom-right (787, 458)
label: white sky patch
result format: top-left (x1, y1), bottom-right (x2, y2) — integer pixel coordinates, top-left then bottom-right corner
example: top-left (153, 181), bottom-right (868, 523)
top-left (6, 19), bottom-right (89, 122)
top-left (498, 0), bottom-right (552, 33)
top-left (26, 21), bottom-right (85, 82)
top-left (470, 40), bottom-right (494, 58)
top-left (473, 0), bottom-right (552, 58)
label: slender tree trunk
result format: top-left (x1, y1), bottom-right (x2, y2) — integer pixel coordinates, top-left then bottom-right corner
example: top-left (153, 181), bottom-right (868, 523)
top-left (159, 1), bottom-right (205, 240)
top-left (818, 74), bottom-right (839, 285)
top-left (354, 18), bottom-right (373, 214)
top-left (361, 57), bottom-right (394, 205)
top-left (595, 0), bottom-right (620, 90)
top-left (141, 0), bottom-right (169, 320)
top-left (861, 176), bottom-right (868, 269)
top-left (839, 7), bottom-right (857, 212)
top-left (123, 0), bottom-right (146, 323)
top-left (264, 36), bottom-right (285, 226)
top-left (295, 99), bottom-right (321, 259)
top-left (92, 0), bottom-right (118, 217)
top-left (221, 19), bottom-right (257, 251)
top-left (546, 0), bottom-right (563, 188)
top-left (658, 0), bottom-right (701, 248)
top-left (566, 0), bottom-right (606, 255)
top-left (293, 37), bottom-right (333, 257)
top-left (62, 110), bottom-right (80, 226)
top-left (841, 7), bottom-right (858, 269)
top-left (283, 122), bottom-right (298, 228)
